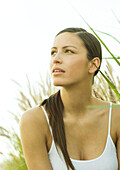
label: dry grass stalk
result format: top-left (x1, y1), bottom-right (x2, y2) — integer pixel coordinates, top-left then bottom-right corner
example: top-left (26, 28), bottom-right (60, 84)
top-left (93, 60), bottom-right (120, 104)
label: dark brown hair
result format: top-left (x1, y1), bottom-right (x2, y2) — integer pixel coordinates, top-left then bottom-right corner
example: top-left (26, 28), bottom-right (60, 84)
top-left (39, 27), bottom-right (102, 170)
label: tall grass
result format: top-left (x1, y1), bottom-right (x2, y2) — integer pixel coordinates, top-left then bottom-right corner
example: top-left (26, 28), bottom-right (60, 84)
top-left (93, 60), bottom-right (120, 104)
top-left (0, 74), bottom-right (59, 170)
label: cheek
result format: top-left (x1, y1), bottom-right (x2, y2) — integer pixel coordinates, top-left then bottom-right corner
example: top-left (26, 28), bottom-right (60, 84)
top-left (69, 59), bottom-right (88, 75)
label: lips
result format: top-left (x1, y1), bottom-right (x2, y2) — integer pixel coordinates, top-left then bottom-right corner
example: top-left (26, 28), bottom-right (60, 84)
top-left (52, 67), bottom-right (65, 73)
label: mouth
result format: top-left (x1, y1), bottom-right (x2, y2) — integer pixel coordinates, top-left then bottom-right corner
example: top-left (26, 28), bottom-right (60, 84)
top-left (52, 71), bottom-right (65, 75)
top-left (52, 68), bottom-right (65, 75)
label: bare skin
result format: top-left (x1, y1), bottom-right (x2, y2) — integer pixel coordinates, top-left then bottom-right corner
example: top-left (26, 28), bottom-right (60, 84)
top-left (20, 32), bottom-right (120, 169)
top-left (45, 99), bottom-right (119, 161)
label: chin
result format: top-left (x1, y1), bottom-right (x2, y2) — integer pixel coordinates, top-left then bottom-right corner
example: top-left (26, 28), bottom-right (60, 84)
top-left (53, 82), bottom-right (72, 88)
top-left (52, 79), bottom-right (64, 86)
top-left (53, 82), bottom-right (64, 86)
top-left (52, 77), bottom-right (74, 87)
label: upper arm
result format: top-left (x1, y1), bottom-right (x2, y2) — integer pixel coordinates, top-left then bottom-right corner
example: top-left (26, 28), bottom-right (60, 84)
top-left (19, 107), bottom-right (53, 170)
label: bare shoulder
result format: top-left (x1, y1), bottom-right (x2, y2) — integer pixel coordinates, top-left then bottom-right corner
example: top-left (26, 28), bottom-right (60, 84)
top-left (20, 104), bottom-right (47, 132)
top-left (19, 104), bottom-right (49, 147)
top-left (111, 103), bottom-right (120, 167)
top-left (19, 104), bottom-right (53, 170)
top-left (112, 103), bottom-right (120, 136)
top-left (94, 97), bottom-right (120, 136)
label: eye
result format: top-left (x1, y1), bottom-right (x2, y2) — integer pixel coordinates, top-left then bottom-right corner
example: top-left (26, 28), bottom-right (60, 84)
top-left (65, 49), bottom-right (74, 53)
top-left (51, 51), bottom-right (57, 56)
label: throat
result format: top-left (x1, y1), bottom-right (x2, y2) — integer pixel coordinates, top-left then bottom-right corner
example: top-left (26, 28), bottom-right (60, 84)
top-left (60, 89), bottom-right (94, 117)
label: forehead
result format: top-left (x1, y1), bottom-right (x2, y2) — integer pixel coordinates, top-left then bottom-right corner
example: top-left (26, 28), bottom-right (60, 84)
top-left (52, 32), bottom-right (84, 48)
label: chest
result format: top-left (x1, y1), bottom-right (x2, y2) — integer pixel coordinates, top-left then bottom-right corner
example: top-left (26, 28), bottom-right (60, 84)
top-left (63, 112), bottom-right (116, 161)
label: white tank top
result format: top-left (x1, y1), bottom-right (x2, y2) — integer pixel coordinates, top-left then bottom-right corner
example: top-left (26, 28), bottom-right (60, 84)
top-left (41, 102), bottom-right (118, 170)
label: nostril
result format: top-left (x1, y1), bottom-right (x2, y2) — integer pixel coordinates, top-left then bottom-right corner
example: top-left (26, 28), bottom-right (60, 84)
top-left (53, 58), bottom-right (62, 64)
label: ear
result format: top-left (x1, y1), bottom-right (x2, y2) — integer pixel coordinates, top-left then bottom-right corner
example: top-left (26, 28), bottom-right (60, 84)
top-left (88, 57), bottom-right (100, 74)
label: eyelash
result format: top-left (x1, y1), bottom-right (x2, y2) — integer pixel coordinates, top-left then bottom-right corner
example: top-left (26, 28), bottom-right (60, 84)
top-left (65, 49), bottom-right (74, 53)
top-left (51, 49), bottom-right (74, 56)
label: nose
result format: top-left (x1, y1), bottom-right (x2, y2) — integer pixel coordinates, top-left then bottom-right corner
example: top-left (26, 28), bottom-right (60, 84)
top-left (52, 52), bottom-right (62, 64)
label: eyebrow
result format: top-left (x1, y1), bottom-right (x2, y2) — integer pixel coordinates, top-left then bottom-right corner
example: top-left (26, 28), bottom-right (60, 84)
top-left (51, 46), bottom-right (78, 49)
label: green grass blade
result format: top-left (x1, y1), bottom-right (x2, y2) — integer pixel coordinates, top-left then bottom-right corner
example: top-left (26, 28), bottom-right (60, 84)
top-left (92, 62), bottom-right (120, 100)
top-left (103, 56), bottom-right (120, 59)
top-left (112, 10), bottom-right (120, 24)
top-left (88, 27), bottom-right (120, 66)
top-left (96, 30), bottom-right (120, 44)
top-left (99, 70), bottom-right (120, 99)
top-left (66, 2), bottom-right (120, 66)
top-left (87, 104), bottom-right (120, 109)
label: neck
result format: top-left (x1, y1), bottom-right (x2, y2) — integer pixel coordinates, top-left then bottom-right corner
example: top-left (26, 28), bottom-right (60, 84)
top-left (60, 81), bottom-right (95, 117)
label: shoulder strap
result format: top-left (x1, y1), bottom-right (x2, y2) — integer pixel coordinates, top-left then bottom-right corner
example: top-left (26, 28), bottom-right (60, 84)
top-left (41, 106), bottom-right (53, 137)
top-left (108, 102), bottom-right (112, 136)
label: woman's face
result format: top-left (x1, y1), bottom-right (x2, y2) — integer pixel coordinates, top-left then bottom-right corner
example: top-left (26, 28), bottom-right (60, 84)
top-left (50, 32), bottom-right (91, 87)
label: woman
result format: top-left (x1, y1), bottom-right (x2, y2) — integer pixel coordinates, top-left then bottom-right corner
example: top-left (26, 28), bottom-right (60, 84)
top-left (20, 28), bottom-right (120, 170)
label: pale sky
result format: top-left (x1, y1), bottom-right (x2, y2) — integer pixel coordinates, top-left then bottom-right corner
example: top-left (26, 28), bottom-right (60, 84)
top-left (0, 0), bottom-right (120, 162)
